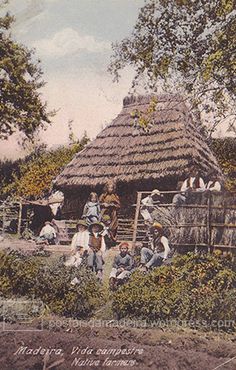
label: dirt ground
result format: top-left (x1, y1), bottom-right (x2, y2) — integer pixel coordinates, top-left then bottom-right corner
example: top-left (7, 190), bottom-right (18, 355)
top-left (1, 236), bottom-right (236, 370)
top-left (0, 320), bottom-right (236, 370)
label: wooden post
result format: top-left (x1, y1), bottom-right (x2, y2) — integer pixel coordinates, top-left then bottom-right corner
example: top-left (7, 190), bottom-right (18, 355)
top-left (2, 203), bottom-right (6, 235)
top-left (132, 192), bottom-right (142, 248)
top-left (207, 192), bottom-right (212, 253)
top-left (17, 201), bottom-right (22, 237)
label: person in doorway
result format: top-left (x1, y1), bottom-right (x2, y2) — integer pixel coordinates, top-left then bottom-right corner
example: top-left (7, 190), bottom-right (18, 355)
top-left (82, 192), bottom-right (101, 224)
top-left (99, 181), bottom-right (120, 240)
top-left (109, 242), bottom-right (133, 290)
top-left (87, 222), bottom-right (106, 281)
top-left (140, 222), bottom-right (170, 271)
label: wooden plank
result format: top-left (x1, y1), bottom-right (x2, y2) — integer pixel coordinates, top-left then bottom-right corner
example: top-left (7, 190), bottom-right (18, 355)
top-left (207, 193), bottom-right (212, 253)
top-left (132, 192), bottom-right (142, 247)
top-left (17, 202), bottom-right (22, 237)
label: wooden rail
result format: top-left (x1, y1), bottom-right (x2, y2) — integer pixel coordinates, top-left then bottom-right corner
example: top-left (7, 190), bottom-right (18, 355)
top-left (131, 190), bottom-right (236, 251)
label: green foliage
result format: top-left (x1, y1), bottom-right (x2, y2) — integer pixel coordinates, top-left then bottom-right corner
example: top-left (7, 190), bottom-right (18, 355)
top-left (210, 137), bottom-right (236, 190)
top-left (0, 250), bottom-right (103, 318)
top-left (112, 253), bottom-right (236, 331)
top-left (1, 134), bottom-right (89, 199)
top-left (0, 1), bottom-right (52, 140)
top-left (109, 0), bottom-right (236, 134)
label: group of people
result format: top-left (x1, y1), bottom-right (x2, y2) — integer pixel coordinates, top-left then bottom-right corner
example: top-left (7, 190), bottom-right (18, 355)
top-left (141, 168), bottom-right (222, 223)
top-left (64, 217), bottom-right (170, 290)
top-left (38, 167), bottom-right (222, 289)
top-left (172, 167), bottom-right (221, 206)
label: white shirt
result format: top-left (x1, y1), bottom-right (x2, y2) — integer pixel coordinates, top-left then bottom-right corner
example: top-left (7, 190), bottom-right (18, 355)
top-left (40, 224), bottom-right (56, 238)
top-left (206, 181), bottom-right (221, 192)
top-left (141, 195), bottom-right (153, 207)
top-left (71, 230), bottom-right (90, 252)
top-left (154, 236), bottom-right (170, 259)
top-left (181, 177), bottom-right (205, 192)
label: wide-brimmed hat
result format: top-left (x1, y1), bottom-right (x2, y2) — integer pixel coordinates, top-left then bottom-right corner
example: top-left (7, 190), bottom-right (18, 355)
top-left (88, 222), bottom-right (104, 232)
top-left (150, 222), bottom-right (163, 233)
top-left (77, 220), bottom-right (88, 229)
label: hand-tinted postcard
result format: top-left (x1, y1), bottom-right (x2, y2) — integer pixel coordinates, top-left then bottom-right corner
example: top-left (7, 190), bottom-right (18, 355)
top-left (0, 1), bottom-right (235, 369)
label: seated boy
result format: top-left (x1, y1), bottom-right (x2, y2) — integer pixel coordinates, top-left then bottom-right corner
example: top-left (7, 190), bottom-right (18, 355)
top-left (39, 221), bottom-right (56, 245)
top-left (109, 242), bottom-right (133, 290)
top-left (140, 222), bottom-right (170, 271)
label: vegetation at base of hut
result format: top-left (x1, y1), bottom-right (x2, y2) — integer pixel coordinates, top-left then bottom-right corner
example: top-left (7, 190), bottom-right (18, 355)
top-left (0, 133), bottom-right (89, 200)
top-left (210, 137), bottom-right (236, 190)
top-left (109, 0), bottom-right (236, 135)
top-left (0, 0), bottom-right (53, 141)
top-left (112, 252), bottom-right (236, 332)
top-left (0, 250), bottom-right (103, 318)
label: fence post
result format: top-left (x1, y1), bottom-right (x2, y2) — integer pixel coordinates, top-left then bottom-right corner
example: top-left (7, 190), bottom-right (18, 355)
top-left (207, 192), bottom-right (212, 253)
top-left (2, 203), bottom-right (6, 236)
top-left (17, 201), bottom-right (22, 237)
top-left (132, 192), bottom-right (142, 248)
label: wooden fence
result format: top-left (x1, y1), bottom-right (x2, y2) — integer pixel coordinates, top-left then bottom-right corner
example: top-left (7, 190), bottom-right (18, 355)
top-left (1, 191), bottom-right (235, 253)
top-left (130, 190), bottom-right (236, 252)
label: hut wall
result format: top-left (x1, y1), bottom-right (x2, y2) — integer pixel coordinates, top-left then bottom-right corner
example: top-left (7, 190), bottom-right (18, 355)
top-left (61, 176), bottom-right (179, 219)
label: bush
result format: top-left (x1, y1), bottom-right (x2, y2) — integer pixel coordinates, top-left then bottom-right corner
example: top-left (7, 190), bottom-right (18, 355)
top-left (112, 253), bottom-right (236, 331)
top-left (0, 250), bottom-right (103, 318)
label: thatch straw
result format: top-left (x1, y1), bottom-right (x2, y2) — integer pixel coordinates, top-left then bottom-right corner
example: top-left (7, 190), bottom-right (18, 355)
top-left (55, 94), bottom-right (221, 189)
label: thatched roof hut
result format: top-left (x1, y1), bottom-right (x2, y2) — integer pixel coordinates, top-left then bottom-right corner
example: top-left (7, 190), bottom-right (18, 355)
top-left (55, 94), bottom-right (222, 217)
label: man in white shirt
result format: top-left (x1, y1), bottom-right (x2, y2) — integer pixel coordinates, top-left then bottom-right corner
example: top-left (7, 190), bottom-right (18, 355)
top-left (172, 167), bottom-right (205, 206)
top-left (140, 223), bottom-right (170, 271)
top-left (206, 173), bottom-right (222, 192)
top-left (140, 189), bottom-right (162, 222)
top-left (39, 221), bottom-right (57, 244)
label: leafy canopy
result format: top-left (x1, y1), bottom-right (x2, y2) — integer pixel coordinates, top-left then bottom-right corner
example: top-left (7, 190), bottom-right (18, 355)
top-left (1, 133), bottom-right (90, 199)
top-left (0, 0), bottom-right (52, 140)
top-left (109, 0), bottom-right (236, 135)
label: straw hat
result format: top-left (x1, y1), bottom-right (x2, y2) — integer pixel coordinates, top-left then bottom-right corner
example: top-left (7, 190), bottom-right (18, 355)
top-left (88, 221), bottom-right (104, 233)
top-left (77, 220), bottom-right (88, 229)
top-left (151, 189), bottom-right (161, 197)
top-left (102, 215), bottom-right (111, 222)
top-left (150, 222), bottom-right (163, 233)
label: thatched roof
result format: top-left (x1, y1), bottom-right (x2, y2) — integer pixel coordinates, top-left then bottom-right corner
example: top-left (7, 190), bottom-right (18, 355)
top-left (55, 94), bottom-right (221, 189)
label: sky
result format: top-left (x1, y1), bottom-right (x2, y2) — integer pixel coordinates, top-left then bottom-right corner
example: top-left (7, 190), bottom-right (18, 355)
top-left (0, 0), bottom-right (234, 159)
top-left (0, 0), bottom-right (145, 159)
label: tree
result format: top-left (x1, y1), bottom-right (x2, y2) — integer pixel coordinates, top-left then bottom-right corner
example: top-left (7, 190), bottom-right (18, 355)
top-left (210, 137), bottom-right (236, 190)
top-left (0, 1), bottom-right (52, 141)
top-left (1, 134), bottom-right (90, 199)
top-left (109, 0), bottom-right (236, 136)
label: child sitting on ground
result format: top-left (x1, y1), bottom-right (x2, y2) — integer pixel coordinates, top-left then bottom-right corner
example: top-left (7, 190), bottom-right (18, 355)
top-left (39, 221), bottom-right (57, 245)
top-left (65, 220), bottom-right (89, 268)
top-left (82, 192), bottom-right (101, 224)
top-left (87, 222), bottom-right (106, 281)
top-left (109, 242), bottom-right (133, 291)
